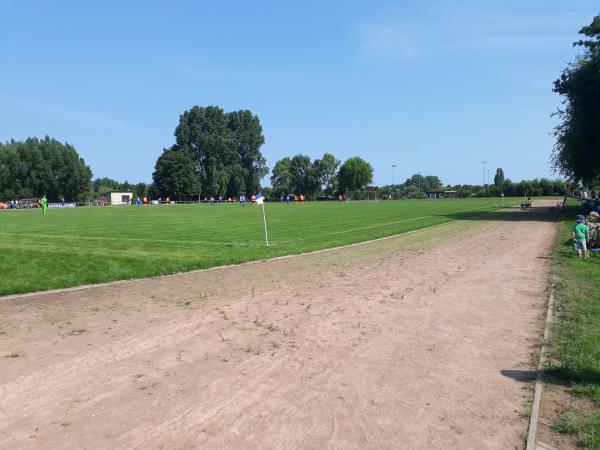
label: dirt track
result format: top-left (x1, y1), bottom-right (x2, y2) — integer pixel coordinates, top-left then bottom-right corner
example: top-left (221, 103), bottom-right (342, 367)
top-left (0, 206), bottom-right (557, 449)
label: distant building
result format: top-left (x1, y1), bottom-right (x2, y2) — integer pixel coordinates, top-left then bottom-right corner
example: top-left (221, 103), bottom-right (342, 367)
top-left (109, 191), bottom-right (133, 205)
top-left (425, 191), bottom-right (457, 199)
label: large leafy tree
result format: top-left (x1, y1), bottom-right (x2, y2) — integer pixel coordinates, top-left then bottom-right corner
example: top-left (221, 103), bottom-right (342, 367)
top-left (289, 154), bottom-right (320, 197)
top-left (313, 152), bottom-right (340, 195)
top-left (227, 110), bottom-right (268, 195)
top-left (552, 15), bottom-right (600, 183)
top-left (337, 157), bottom-right (373, 192)
top-left (164, 105), bottom-right (267, 197)
top-left (0, 137), bottom-right (92, 201)
top-left (270, 156), bottom-right (292, 197)
top-left (173, 105), bottom-right (233, 197)
top-left (401, 174), bottom-right (441, 192)
top-left (153, 148), bottom-right (200, 199)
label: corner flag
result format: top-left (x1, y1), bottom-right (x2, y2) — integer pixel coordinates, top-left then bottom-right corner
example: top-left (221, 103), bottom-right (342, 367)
top-left (255, 192), bottom-right (264, 205)
top-left (256, 192), bottom-right (269, 246)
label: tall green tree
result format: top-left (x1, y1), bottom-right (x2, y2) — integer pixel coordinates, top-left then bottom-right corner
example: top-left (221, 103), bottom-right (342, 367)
top-left (552, 15), bottom-right (600, 183)
top-left (153, 148), bottom-right (200, 199)
top-left (337, 157), bottom-right (374, 192)
top-left (167, 105), bottom-right (268, 197)
top-left (0, 137), bottom-right (92, 201)
top-left (270, 157), bottom-right (292, 197)
top-left (289, 154), bottom-right (320, 197)
top-left (173, 105), bottom-right (233, 197)
top-left (227, 110), bottom-right (268, 195)
top-left (313, 152), bottom-right (340, 195)
top-left (494, 168), bottom-right (505, 187)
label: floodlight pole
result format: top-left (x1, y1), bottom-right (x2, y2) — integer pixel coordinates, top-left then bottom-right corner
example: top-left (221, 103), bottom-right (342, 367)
top-left (481, 161), bottom-right (487, 195)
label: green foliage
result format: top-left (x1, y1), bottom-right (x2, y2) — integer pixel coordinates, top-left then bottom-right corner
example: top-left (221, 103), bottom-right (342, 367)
top-left (380, 175), bottom-right (573, 199)
top-left (270, 157), bottom-right (292, 197)
top-left (0, 199), bottom-right (501, 295)
top-left (314, 153), bottom-right (340, 195)
top-left (337, 156), bottom-right (373, 192)
top-left (160, 105), bottom-right (267, 198)
top-left (379, 173), bottom-right (443, 198)
top-left (552, 15), bottom-right (600, 183)
top-left (289, 154), bottom-right (319, 198)
top-left (153, 149), bottom-right (199, 198)
top-left (494, 168), bottom-right (505, 187)
top-left (270, 153), bottom-right (339, 198)
top-left (552, 413), bottom-right (579, 434)
top-left (91, 178), bottom-right (148, 200)
top-left (0, 137), bottom-right (92, 202)
top-left (227, 109), bottom-right (268, 195)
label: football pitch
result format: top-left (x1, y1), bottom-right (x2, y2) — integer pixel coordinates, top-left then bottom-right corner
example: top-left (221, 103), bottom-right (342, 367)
top-left (0, 199), bottom-right (511, 296)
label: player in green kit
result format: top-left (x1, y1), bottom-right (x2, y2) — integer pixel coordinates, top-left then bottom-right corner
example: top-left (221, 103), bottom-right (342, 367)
top-left (41, 195), bottom-right (48, 215)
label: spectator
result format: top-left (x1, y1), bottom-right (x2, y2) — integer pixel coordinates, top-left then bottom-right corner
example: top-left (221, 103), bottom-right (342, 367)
top-left (573, 215), bottom-right (590, 260)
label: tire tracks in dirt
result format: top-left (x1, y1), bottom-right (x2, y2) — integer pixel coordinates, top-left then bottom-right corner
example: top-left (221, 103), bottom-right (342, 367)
top-left (0, 206), bottom-right (557, 449)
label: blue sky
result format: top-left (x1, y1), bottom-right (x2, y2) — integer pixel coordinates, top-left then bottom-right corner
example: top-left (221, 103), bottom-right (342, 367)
top-left (0, 0), bottom-right (597, 186)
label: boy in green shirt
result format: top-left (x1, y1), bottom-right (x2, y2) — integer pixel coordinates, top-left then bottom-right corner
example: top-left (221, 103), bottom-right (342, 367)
top-left (572, 215), bottom-right (590, 259)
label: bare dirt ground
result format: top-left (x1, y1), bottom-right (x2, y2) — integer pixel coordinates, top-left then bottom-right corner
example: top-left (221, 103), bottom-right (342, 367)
top-left (0, 205), bottom-right (557, 449)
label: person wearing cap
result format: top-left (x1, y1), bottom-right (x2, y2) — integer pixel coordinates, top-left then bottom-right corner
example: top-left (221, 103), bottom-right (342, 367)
top-left (572, 215), bottom-right (590, 259)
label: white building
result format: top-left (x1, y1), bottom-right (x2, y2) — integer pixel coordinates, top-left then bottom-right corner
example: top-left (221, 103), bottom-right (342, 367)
top-left (109, 191), bottom-right (133, 205)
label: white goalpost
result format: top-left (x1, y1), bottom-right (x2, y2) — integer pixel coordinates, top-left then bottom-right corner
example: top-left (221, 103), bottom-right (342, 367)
top-left (345, 190), bottom-right (379, 201)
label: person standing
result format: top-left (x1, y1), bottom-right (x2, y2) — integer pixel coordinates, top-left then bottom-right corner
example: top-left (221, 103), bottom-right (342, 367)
top-left (573, 215), bottom-right (590, 259)
top-left (40, 195), bottom-right (48, 215)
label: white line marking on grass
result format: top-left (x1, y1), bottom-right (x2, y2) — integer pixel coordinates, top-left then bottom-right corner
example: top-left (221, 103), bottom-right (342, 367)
top-left (270, 215), bottom-right (437, 246)
top-left (0, 218), bottom-right (474, 301)
top-left (0, 203), bottom-right (506, 250)
top-left (0, 231), bottom-right (256, 247)
top-left (271, 203), bottom-right (503, 247)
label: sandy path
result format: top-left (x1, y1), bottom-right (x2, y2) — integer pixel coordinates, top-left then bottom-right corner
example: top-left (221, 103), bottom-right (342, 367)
top-left (0, 207), bottom-right (556, 449)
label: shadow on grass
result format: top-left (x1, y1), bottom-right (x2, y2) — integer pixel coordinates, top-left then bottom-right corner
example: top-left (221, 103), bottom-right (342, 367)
top-left (501, 367), bottom-right (600, 387)
top-left (438, 207), bottom-right (562, 223)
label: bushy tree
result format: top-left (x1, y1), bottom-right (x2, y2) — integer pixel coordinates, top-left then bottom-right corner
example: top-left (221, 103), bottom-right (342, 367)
top-left (227, 110), bottom-right (268, 195)
top-left (163, 105), bottom-right (268, 198)
top-left (313, 153), bottom-right (340, 195)
top-left (337, 157), bottom-right (373, 192)
top-left (552, 15), bottom-right (600, 183)
top-left (270, 153), bottom-right (335, 198)
top-left (153, 148), bottom-right (200, 199)
top-left (290, 154), bottom-right (320, 197)
top-left (0, 137), bottom-right (92, 201)
top-left (270, 157), bottom-right (292, 197)
top-left (401, 174), bottom-right (442, 193)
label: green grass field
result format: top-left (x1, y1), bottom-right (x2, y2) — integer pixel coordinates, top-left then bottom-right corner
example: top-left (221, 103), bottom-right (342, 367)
top-left (0, 198), bottom-right (511, 296)
top-left (546, 216), bottom-right (600, 448)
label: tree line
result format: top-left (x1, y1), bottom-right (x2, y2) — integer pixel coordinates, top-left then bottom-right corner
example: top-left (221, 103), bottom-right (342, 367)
top-left (269, 154), bottom-right (373, 199)
top-left (0, 137), bottom-right (92, 202)
top-left (150, 105), bottom-right (375, 200)
top-left (379, 169), bottom-right (576, 199)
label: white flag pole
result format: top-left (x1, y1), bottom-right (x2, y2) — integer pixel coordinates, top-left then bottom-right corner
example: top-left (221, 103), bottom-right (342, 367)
top-left (261, 201), bottom-right (269, 247)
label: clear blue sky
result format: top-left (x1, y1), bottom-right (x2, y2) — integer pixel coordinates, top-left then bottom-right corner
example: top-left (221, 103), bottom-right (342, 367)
top-left (1, 0), bottom-right (597, 186)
